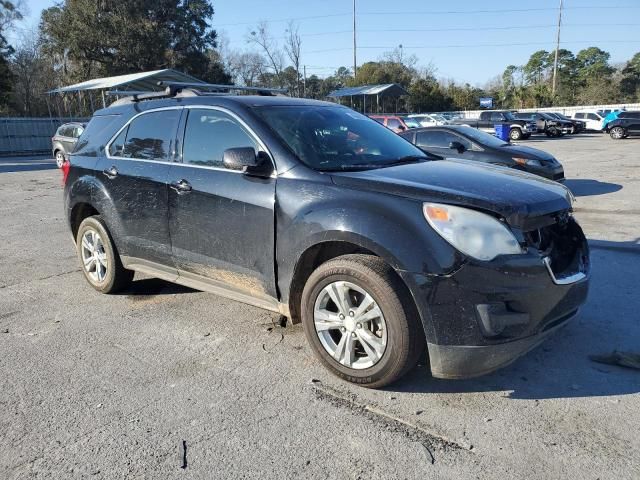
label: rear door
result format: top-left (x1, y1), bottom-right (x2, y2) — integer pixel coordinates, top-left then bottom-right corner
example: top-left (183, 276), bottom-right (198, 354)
top-left (101, 107), bottom-right (182, 266)
top-left (167, 106), bottom-right (277, 299)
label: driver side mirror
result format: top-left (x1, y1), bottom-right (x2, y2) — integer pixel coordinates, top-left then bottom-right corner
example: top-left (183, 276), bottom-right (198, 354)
top-left (223, 147), bottom-right (273, 177)
top-left (449, 141), bottom-right (466, 153)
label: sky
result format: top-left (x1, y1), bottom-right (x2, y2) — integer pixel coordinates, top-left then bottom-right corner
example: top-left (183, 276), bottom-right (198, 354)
top-left (9, 0), bottom-right (640, 85)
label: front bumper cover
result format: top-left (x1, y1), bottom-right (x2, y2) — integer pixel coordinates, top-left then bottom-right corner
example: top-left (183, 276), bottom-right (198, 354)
top-left (399, 244), bottom-right (589, 379)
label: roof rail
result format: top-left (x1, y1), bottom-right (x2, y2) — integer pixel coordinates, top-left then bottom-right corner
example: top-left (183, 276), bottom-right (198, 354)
top-left (156, 81), bottom-right (288, 96)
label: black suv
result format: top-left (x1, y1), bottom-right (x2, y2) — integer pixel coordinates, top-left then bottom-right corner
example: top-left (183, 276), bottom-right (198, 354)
top-left (63, 84), bottom-right (590, 388)
top-left (513, 112), bottom-right (573, 137)
top-left (606, 111), bottom-right (640, 139)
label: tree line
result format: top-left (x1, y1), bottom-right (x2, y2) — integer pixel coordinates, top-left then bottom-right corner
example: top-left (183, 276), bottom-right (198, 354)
top-left (1, 0), bottom-right (640, 117)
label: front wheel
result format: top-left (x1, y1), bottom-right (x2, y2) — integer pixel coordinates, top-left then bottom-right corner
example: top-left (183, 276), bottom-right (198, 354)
top-left (610, 127), bottom-right (625, 139)
top-left (509, 128), bottom-right (523, 141)
top-left (76, 215), bottom-right (133, 293)
top-left (301, 254), bottom-right (425, 388)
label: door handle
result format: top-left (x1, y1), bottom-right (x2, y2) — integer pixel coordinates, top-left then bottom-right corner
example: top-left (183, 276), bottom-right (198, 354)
top-left (102, 166), bottom-right (118, 179)
top-left (170, 179), bottom-right (192, 194)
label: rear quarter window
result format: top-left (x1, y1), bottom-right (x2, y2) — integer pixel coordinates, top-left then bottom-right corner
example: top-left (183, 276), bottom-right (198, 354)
top-left (74, 115), bottom-right (122, 156)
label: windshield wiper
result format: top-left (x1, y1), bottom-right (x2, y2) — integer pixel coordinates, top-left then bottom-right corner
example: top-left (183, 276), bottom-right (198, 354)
top-left (380, 155), bottom-right (430, 167)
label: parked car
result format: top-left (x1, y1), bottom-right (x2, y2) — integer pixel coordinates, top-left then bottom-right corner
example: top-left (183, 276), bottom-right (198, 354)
top-left (605, 111), bottom-right (640, 139)
top-left (602, 109), bottom-right (623, 130)
top-left (546, 112), bottom-right (585, 133)
top-left (64, 86), bottom-right (589, 388)
top-left (408, 114), bottom-right (449, 126)
top-left (400, 125), bottom-right (565, 181)
top-left (513, 112), bottom-right (573, 137)
top-left (572, 111), bottom-right (605, 131)
top-left (451, 110), bottom-right (536, 140)
top-left (368, 114), bottom-right (410, 133)
top-left (52, 122), bottom-right (85, 168)
top-left (402, 116), bottom-right (423, 129)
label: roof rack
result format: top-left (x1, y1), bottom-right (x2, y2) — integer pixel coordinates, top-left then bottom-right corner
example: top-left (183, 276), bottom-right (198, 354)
top-left (106, 82), bottom-right (288, 106)
top-left (157, 81), bottom-right (288, 96)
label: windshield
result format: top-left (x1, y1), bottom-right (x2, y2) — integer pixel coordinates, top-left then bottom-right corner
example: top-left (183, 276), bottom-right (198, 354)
top-left (253, 106), bottom-right (428, 171)
top-left (456, 126), bottom-right (508, 148)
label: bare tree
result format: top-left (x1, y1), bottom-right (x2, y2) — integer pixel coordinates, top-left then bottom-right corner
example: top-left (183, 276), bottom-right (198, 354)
top-left (228, 50), bottom-right (267, 86)
top-left (382, 46), bottom-right (418, 70)
top-left (284, 21), bottom-right (301, 96)
top-left (246, 21), bottom-right (284, 87)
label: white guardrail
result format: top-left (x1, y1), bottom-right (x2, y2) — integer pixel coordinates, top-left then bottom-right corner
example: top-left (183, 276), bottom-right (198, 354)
top-left (458, 103), bottom-right (640, 119)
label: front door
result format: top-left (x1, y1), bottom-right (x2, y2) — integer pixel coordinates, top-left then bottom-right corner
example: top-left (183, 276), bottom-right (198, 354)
top-left (98, 108), bottom-right (182, 266)
top-left (168, 107), bottom-right (277, 299)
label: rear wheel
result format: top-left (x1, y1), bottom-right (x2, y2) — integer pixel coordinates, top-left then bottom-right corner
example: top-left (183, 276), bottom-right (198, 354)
top-left (55, 150), bottom-right (65, 168)
top-left (301, 254), bottom-right (425, 388)
top-left (509, 128), bottom-right (523, 141)
top-left (610, 126), bottom-right (625, 139)
top-left (76, 216), bottom-right (133, 293)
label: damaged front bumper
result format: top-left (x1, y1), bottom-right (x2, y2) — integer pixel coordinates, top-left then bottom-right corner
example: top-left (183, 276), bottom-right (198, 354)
top-left (399, 217), bottom-right (590, 379)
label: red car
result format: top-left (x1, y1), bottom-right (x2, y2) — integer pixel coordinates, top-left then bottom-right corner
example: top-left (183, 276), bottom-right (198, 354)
top-left (368, 115), bottom-right (410, 133)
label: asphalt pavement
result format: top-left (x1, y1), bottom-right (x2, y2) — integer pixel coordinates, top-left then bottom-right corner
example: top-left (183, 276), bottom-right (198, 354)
top-left (1, 135), bottom-right (638, 479)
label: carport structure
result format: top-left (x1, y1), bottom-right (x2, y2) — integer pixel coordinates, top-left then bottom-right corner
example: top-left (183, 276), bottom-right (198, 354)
top-left (46, 69), bottom-right (205, 118)
top-left (327, 83), bottom-right (409, 114)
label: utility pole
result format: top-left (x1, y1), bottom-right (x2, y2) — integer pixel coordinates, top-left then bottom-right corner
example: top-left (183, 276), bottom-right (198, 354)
top-left (303, 65), bottom-right (307, 98)
top-left (552, 0), bottom-right (563, 96)
top-left (353, 0), bottom-right (357, 78)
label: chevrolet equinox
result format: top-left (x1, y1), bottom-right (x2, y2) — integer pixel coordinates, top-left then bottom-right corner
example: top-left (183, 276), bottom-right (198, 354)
top-left (63, 84), bottom-right (590, 388)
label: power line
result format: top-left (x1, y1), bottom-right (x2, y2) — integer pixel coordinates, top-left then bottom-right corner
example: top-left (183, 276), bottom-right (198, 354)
top-left (304, 39), bottom-right (640, 54)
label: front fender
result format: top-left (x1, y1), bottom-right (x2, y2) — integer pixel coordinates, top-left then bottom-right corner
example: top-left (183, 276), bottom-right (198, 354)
top-left (275, 177), bottom-right (465, 302)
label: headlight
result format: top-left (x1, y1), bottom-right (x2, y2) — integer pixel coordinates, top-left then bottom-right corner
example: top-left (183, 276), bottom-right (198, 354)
top-left (423, 203), bottom-right (523, 261)
top-left (513, 157), bottom-right (541, 167)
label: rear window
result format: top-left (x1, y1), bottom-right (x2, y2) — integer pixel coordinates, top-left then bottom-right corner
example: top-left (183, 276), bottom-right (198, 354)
top-left (74, 115), bottom-right (121, 155)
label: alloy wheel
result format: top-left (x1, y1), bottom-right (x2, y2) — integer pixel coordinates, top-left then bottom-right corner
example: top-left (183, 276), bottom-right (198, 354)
top-left (610, 127), bottom-right (625, 139)
top-left (55, 151), bottom-right (65, 168)
top-left (313, 281), bottom-right (387, 369)
top-left (81, 229), bottom-right (108, 283)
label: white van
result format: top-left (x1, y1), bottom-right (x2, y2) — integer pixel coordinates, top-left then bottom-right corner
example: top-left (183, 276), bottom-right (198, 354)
top-left (572, 111), bottom-right (604, 131)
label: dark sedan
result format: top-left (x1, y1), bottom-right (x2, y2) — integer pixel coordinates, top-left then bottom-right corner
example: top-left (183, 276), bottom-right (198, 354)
top-left (400, 125), bottom-right (565, 181)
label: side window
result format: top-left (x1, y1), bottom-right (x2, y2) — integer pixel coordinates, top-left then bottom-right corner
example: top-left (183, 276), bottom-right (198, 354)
top-left (109, 127), bottom-right (128, 157)
top-left (386, 118), bottom-right (401, 129)
top-left (490, 112), bottom-right (504, 122)
top-left (371, 117), bottom-right (384, 124)
top-left (122, 110), bottom-right (181, 161)
top-left (574, 113), bottom-right (582, 119)
top-left (587, 113), bottom-right (600, 121)
top-left (182, 109), bottom-right (258, 168)
top-left (416, 130), bottom-right (467, 149)
top-left (73, 126), bottom-right (84, 138)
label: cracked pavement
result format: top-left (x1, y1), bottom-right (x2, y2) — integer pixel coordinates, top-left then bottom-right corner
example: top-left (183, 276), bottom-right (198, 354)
top-left (1, 135), bottom-right (639, 479)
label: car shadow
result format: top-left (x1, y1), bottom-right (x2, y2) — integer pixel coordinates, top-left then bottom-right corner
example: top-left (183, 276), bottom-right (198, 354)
top-left (120, 277), bottom-right (196, 298)
top-left (564, 179), bottom-right (622, 197)
top-left (387, 238), bottom-right (640, 400)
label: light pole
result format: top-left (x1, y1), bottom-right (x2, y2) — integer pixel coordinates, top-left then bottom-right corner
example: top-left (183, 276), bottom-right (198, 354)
top-left (552, 0), bottom-right (563, 96)
top-left (353, 0), bottom-right (357, 78)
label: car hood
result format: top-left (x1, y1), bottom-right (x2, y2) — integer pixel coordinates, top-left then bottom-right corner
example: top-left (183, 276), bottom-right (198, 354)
top-left (498, 144), bottom-right (558, 164)
top-left (330, 159), bottom-right (572, 229)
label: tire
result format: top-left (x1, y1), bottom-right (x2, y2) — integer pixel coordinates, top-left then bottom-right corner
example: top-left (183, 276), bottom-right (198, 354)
top-left (301, 254), bottom-right (425, 388)
top-left (55, 150), bottom-right (65, 169)
top-left (610, 126), bottom-right (625, 140)
top-left (509, 128), bottom-right (522, 141)
top-left (76, 215), bottom-right (133, 293)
